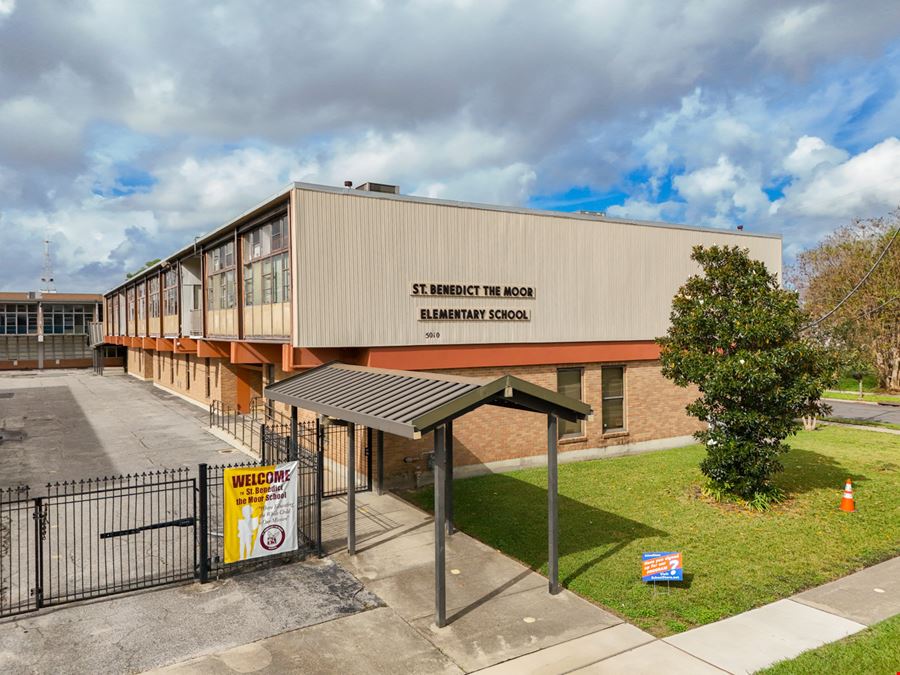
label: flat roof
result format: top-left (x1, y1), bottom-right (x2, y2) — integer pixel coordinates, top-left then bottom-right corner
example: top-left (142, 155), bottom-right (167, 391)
top-left (105, 180), bottom-right (781, 295)
top-left (264, 362), bottom-right (593, 439)
top-left (0, 292), bottom-right (103, 303)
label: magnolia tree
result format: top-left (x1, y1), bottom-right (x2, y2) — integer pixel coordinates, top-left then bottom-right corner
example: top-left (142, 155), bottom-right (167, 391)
top-left (658, 246), bottom-right (837, 505)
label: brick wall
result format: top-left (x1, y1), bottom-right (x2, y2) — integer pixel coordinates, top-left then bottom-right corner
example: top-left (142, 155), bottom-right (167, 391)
top-left (380, 361), bottom-right (702, 486)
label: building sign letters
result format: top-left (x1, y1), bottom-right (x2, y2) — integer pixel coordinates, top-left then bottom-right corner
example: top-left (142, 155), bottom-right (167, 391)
top-left (412, 283), bottom-right (535, 298)
top-left (413, 282), bottom-right (535, 322)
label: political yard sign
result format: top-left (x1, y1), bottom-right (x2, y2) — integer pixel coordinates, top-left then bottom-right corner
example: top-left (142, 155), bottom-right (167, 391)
top-left (223, 462), bottom-right (298, 564)
top-left (641, 551), bottom-right (683, 582)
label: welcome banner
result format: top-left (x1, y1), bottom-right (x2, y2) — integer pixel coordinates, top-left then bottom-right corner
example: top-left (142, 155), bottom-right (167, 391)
top-left (223, 462), bottom-right (298, 564)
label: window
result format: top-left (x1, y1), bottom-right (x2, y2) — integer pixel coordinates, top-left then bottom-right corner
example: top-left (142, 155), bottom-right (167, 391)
top-left (149, 277), bottom-right (160, 319)
top-left (556, 368), bottom-right (584, 439)
top-left (241, 215), bottom-right (290, 307)
top-left (137, 283), bottom-right (146, 326)
top-left (602, 366), bottom-right (626, 432)
top-left (0, 304), bottom-right (38, 335)
top-left (163, 269), bottom-right (178, 315)
top-left (127, 289), bottom-right (136, 322)
top-left (38, 304), bottom-right (92, 335)
top-left (206, 242), bottom-right (236, 310)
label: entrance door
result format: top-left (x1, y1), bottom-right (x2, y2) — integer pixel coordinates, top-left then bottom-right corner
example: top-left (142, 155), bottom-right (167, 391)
top-left (235, 366), bottom-right (262, 413)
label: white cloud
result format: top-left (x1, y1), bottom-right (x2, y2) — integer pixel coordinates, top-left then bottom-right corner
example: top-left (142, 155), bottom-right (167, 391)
top-left (783, 135), bottom-right (849, 176)
top-left (1, 1), bottom-right (899, 289)
top-left (778, 137), bottom-right (900, 218)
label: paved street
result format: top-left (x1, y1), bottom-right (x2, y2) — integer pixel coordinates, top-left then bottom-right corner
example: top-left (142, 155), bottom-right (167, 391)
top-left (827, 399), bottom-right (900, 425)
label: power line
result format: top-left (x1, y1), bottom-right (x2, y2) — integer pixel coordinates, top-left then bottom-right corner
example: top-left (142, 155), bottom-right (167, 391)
top-left (801, 225), bottom-right (899, 331)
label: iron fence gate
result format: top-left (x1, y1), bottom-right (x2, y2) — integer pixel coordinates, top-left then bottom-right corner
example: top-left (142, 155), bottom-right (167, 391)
top-left (1, 470), bottom-right (196, 618)
top-left (278, 421), bottom-right (371, 498)
top-left (1, 459), bottom-right (322, 619)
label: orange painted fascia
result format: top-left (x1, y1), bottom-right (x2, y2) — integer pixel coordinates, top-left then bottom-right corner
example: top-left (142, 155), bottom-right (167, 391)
top-left (155, 338), bottom-right (174, 352)
top-left (174, 337), bottom-right (198, 354)
top-left (197, 340), bottom-right (229, 359)
top-left (283, 347), bottom-right (366, 371)
top-left (363, 341), bottom-right (661, 370)
top-left (231, 341), bottom-right (281, 365)
top-left (141, 337), bottom-right (156, 350)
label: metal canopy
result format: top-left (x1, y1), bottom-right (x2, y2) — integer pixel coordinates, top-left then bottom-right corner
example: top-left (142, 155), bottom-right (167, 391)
top-left (266, 360), bottom-right (594, 629)
top-left (264, 362), bottom-right (593, 439)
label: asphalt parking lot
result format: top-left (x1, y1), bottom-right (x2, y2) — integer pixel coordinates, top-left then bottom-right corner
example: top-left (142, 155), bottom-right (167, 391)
top-left (0, 369), bottom-right (247, 488)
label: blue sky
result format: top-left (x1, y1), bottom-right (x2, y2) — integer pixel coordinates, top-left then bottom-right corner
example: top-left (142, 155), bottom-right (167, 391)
top-left (1, 1), bottom-right (900, 291)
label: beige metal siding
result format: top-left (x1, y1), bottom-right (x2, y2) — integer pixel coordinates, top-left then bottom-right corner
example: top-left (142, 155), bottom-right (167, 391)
top-left (295, 188), bottom-right (782, 348)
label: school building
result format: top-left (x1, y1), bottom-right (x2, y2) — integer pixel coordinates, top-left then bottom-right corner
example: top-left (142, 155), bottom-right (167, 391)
top-left (100, 181), bottom-right (781, 486)
top-left (0, 292), bottom-right (121, 371)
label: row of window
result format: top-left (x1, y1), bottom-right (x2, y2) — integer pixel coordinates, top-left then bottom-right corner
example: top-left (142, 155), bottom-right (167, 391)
top-left (0, 304), bottom-right (95, 335)
top-left (206, 214), bottom-right (291, 311)
top-left (557, 365), bottom-right (625, 439)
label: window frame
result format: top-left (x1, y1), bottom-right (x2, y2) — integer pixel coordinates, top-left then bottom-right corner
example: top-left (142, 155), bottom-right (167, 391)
top-left (206, 242), bottom-right (237, 311)
top-left (601, 364), bottom-right (627, 434)
top-left (241, 214), bottom-right (290, 308)
top-left (556, 366), bottom-right (586, 441)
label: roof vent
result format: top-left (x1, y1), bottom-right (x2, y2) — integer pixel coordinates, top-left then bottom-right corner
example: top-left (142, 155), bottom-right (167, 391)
top-left (355, 182), bottom-right (399, 195)
top-left (577, 210), bottom-right (605, 217)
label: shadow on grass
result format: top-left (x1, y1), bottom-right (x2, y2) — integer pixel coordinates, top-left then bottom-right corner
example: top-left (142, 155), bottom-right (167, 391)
top-left (777, 447), bottom-right (870, 496)
top-left (425, 472), bottom-right (667, 587)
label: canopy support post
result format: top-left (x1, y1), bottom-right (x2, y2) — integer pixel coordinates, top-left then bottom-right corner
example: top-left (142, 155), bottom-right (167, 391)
top-left (445, 420), bottom-right (454, 535)
top-left (347, 421), bottom-right (356, 555)
top-left (434, 424), bottom-right (447, 627)
top-left (548, 413), bottom-right (559, 595)
top-left (290, 406), bottom-right (298, 460)
top-left (376, 430), bottom-right (384, 496)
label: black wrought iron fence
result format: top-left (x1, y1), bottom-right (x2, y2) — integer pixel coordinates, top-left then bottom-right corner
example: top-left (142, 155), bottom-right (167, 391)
top-left (1, 470), bottom-right (196, 619)
top-left (211, 399), bottom-right (373, 500)
top-left (292, 421), bottom-right (372, 498)
top-left (198, 455), bottom-right (319, 580)
top-left (1, 459), bottom-right (322, 619)
top-left (0, 486), bottom-right (35, 617)
top-left (209, 400), bottom-right (265, 454)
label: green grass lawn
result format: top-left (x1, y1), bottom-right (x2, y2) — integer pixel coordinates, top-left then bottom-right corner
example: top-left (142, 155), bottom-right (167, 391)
top-left (404, 426), bottom-right (900, 637)
top-left (834, 374), bottom-right (879, 392)
top-left (824, 390), bottom-right (900, 404)
top-left (759, 614), bottom-right (900, 674)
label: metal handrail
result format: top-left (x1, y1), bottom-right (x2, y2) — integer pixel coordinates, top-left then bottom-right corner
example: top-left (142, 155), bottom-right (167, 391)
top-left (208, 399), bottom-right (270, 455)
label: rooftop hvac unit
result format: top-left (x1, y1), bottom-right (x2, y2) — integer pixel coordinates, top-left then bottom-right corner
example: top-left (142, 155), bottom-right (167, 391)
top-left (355, 182), bottom-right (399, 194)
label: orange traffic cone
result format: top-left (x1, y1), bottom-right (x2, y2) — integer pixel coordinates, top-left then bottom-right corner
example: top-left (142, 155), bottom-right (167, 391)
top-left (839, 479), bottom-right (855, 513)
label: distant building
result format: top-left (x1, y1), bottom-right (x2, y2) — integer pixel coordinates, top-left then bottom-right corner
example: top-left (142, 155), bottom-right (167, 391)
top-left (0, 292), bottom-right (121, 370)
top-left (101, 181), bottom-right (781, 486)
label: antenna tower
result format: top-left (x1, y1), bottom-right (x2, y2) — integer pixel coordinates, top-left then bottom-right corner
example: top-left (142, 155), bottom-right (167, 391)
top-left (41, 238), bottom-right (56, 293)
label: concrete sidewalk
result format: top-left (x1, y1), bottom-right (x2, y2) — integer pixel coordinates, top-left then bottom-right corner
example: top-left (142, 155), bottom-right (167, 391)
top-left (488, 557), bottom-right (899, 674)
top-left (149, 491), bottom-right (899, 674)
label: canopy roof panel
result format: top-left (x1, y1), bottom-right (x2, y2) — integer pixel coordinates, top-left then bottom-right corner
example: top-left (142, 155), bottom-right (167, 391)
top-left (264, 362), bottom-right (593, 439)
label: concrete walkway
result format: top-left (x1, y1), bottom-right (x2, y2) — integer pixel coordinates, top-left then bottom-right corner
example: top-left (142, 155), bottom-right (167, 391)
top-left (488, 557), bottom-right (900, 674)
top-left (149, 488), bottom-right (900, 674)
